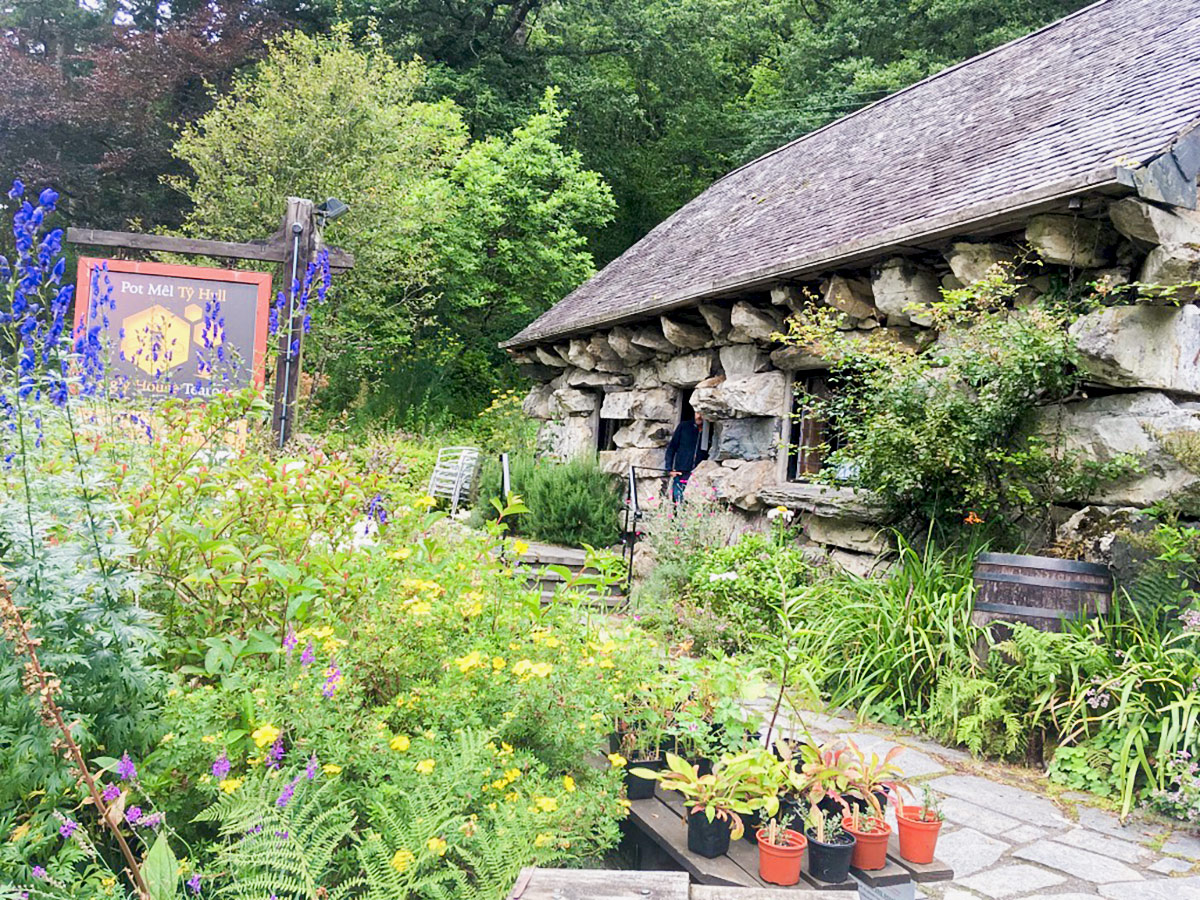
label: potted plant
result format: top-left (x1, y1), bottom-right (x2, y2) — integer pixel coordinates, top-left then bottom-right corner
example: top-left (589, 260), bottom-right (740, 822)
top-left (669, 657), bottom-right (762, 774)
top-left (896, 785), bottom-right (944, 864)
top-left (803, 808), bottom-right (856, 884)
top-left (842, 808), bottom-right (890, 870)
top-left (718, 747), bottom-right (787, 844)
top-left (841, 739), bottom-right (910, 869)
top-left (780, 739), bottom-right (855, 821)
top-left (631, 753), bottom-right (751, 858)
top-left (614, 695), bottom-right (673, 801)
top-left (756, 817), bottom-right (806, 886)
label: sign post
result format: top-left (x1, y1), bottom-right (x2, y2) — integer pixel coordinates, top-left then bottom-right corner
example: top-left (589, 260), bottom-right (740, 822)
top-left (67, 198), bottom-right (353, 445)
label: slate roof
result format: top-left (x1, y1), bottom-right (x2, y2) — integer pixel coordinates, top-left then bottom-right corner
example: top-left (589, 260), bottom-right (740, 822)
top-left (505, 0), bottom-right (1200, 348)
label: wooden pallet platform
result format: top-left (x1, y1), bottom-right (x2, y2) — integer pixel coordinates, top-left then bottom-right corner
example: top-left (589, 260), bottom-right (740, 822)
top-left (627, 788), bottom-right (953, 899)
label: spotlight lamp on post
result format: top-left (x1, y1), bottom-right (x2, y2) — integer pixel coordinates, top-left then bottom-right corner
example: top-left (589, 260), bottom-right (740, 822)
top-left (315, 197), bottom-right (350, 227)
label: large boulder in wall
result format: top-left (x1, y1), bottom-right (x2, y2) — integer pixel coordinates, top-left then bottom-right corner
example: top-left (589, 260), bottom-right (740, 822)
top-left (661, 315), bottom-right (712, 350)
top-left (607, 326), bottom-right (656, 364)
top-left (613, 419), bottom-right (673, 449)
top-left (692, 372), bottom-right (787, 418)
top-left (1029, 391), bottom-right (1200, 511)
top-left (1025, 215), bottom-right (1116, 268)
top-left (536, 417), bottom-right (594, 460)
top-left (711, 416), bottom-right (778, 461)
top-left (871, 258), bottom-right (941, 326)
top-left (600, 387), bottom-right (677, 421)
top-left (730, 302), bottom-right (784, 342)
top-left (657, 351), bottom-right (716, 387)
top-left (945, 242), bottom-right (1015, 286)
top-left (522, 383), bottom-right (556, 419)
top-left (1070, 304), bottom-right (1200, 396)
top-left (719, 344), bottom-right (771, 376)
top-left (1109, 198), bottom-right (1200, 288)
top-left (683, 459), bottom-right (777, 510)
top-left (548, 387), bottom-right (596, 417)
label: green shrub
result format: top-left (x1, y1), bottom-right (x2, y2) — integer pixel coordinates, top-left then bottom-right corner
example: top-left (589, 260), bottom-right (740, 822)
top-left (679, 533), bottom-right (813, 652)
top-left (476, 452), bottom-right (622, 548)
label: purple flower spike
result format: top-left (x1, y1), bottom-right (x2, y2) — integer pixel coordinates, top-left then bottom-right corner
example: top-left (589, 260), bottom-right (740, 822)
top-left (116, 752), bottom-right (137, 781)
top-left (31, 865), bottom-right (46, 880)
top-left (8, 180), bottom-right (23, 200)
top-left (305, 753), bottom-right (319, 780)
top-left (59, 819), bottom-right (77, 839)
top-left (268, 737), bottom-right (285, 769)
top-left (300, 641), bottom-right (315, 667)
top-left (276, 778), bottom-right (299, 809)
top-left (126, 807), bottom-right (142, 825)
top-left (186, 873), bottom-right (201, 894)
top-left (101, 783), bottom-right (120, 803)
top-left (212, 751), bottom-right (231, 780)
top-left (283, 625), bottom-right (298, 656)
top-left (322, 658), bottom-right (342, 698)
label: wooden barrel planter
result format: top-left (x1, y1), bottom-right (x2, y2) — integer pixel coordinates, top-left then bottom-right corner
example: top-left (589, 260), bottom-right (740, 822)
top-left (972, 552), bottom-right (1112, 634)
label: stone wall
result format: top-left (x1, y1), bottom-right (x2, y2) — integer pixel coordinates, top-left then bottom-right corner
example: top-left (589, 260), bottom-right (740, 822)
top-left (509, 196), bottom-right (1200, 573)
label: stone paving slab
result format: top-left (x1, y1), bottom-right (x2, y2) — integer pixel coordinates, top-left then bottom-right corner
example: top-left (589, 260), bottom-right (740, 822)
top-left (933, 828), bottom-right (1009, 877)
top-left (957, 863), bottom-right (1066, 897)
top-left (1164, 832), bottom-right (1200, 860)
top-left (926, 775), bottom-right (1071, 828)
top-left (1052, 828), bottom-right (1151, 864)
top-left (1012, 842), bottom-right (1143, 884)
top-left (1148, 856), bottom-right (1195, 874)
top-left (1099, 877), bottom-right (1200, 900)
top-left (939, 797), bottom-right (1024, 835)
top-left (1001, 825), bottom-right (1047, 844)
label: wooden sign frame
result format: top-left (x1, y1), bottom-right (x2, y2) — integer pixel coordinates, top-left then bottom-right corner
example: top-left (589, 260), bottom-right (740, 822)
top-left (74, 257), bottom-right (273, 391)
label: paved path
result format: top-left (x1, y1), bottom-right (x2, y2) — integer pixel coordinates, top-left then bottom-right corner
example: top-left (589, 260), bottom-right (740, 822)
top-left (746, 701), bottom-right (1200, 900)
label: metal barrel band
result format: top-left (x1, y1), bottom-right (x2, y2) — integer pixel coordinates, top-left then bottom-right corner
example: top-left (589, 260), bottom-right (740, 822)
top-left (974, 571), bottom-right (1111, 593)
top-left (973, 601), bottom-right (1075, 619)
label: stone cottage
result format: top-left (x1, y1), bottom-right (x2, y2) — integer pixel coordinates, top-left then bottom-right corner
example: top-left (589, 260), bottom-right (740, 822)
top-left (503, 0), bottom-right (1200, 572)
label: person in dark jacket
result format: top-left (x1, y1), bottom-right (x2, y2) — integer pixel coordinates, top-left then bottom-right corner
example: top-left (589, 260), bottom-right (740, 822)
top-left (665, 410), bottom-right (707, 503)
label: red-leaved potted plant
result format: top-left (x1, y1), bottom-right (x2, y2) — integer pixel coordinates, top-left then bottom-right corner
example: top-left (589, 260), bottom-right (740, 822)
top-left (896, 785), bottom-right (944, 864)
top-left (756, 818), bottom-right (806, 886)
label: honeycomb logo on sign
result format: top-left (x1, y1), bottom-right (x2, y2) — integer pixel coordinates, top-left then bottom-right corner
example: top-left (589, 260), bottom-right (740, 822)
top-left (75, 258), bottom-right (271, 399)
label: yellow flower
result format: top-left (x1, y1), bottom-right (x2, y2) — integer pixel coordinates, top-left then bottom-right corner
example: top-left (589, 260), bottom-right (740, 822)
top-left (9, 823), bottom-right (30, 842)
top-left (160, 732), bottom-right (175, 743)
top-left (503, 767), bottom-right (521, 782)
top-left (598, 640), bottom-right (617, 654)
top-left (389, 735), bottom-right (411, 753)
top-left (512, 539), bottom-right (530, 556)
top-left (390, 848), bottom-right (415, 873)
top-left (101, 876), bottom-right (117, 890)
top-left (455, 651), bottom-right (486, 674)
top-left (250, 724), bottom-right (280, 749)
top-left (201, 734), bottom-right (218, 743)
top-left (534, 833), bottom-right (554, 848)
top-left (562, 775), bottom-right (576, 793)
top-left (598, 659), bottom-right (615, 669)
top-left (219, 778), bottom-right (243, 794)
top-left (426, 836), bottom-right (448, 857)
top-left (388, 547), bottom-right (412, 561)
top-left (512, 659), bottom-right (553, 680)
top-left (414, 495), bottom-right (437, 510)
top-left (462, 601), bottom-right (483, 618)
top-left (504, 791), bottom-right (520, 803)
top-left (492, 657), bottom-right (506, 671)
top-left (533, 797), bottom-right (558, 813)
top-left (499, 742), bottom-right (514, 755)
top-left (490, 778), bottom-right (507, 790)
top-left (408, 601), bottom-right (432, 618)
top-left (607, 753), bottom-right (627, 769)
top-left (618, 798), bottom-right (632, 809)
top-left (322, 764), bottom-right (342, 775)
top-left (416, 759), bottom-right (436, 776)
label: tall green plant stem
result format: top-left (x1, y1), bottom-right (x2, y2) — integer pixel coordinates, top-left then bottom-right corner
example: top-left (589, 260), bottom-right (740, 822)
top-left (62, 399), bottom-right (116, 599)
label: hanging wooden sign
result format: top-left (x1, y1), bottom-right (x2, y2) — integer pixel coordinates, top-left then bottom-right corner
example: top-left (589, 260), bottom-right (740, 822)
top-left (73, 258), bottom-right (271, 399)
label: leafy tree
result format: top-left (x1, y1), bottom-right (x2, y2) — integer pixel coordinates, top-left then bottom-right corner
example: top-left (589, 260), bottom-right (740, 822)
top-left (0, 1), bottom-right (273, 230)
top-left (170, 28), bottom-right (612, 422)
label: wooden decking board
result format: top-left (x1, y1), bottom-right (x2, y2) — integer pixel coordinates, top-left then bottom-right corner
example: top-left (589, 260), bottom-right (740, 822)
top-left (884, 835), bottom-right (953, 882)
top-left (508, 866), bottom-right (690, 899)
top-left (628, 796), bottom-right (751, 887)
top-left (847, 859), bottom-right (910, 888)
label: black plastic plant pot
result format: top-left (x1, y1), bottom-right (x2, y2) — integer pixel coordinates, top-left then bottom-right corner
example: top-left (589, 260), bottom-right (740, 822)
top-left (624, 759), bottom-right (663, 801)
top-left (804, 831), bottom-right (857, 884)
top-left (688, 811), bottom-right (733, 858)
top-left (694, 757), bottom-right (714, 778)
top-left (742, 809), bottom-right (762, 844)
top-left (780, 795), bottom-right (805, 825)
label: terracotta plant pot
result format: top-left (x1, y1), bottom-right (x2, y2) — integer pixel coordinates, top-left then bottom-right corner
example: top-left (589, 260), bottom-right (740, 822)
top-left (624, 758), bottom-right (663, 801)
top-left (896, 806), bottom-right (943, 864)
top-left (688, 812), bottom-right (733, 858)
top-left (756, 828), bottom-right (806, 886)
top-left (842, 816), bottom-right (891, 870)
top-left (804, 829), bottom-right (856, 884)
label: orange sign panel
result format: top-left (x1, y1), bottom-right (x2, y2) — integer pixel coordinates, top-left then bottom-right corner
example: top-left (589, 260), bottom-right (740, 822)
top-left (74, 258), bottom-right (271, 398)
